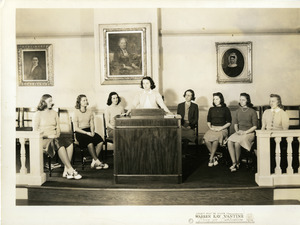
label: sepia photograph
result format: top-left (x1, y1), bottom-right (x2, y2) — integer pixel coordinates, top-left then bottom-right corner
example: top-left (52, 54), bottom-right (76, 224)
top-left (1, 1), bottom-right (300, 225)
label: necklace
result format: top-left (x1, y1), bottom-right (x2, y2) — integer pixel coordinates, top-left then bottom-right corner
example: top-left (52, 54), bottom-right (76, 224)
top-left (80, 108), bottom-right (87, 113)
top-left (241, 107), bottom-right (249, 112)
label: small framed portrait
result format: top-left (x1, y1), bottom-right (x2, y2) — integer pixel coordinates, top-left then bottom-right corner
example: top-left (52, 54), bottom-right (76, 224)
top-left (99, 23), bottom-right (152, 85)
top-left (216, 42), bottom-right (252, 83)
top-left (17, 44), bottom-right (54, 86)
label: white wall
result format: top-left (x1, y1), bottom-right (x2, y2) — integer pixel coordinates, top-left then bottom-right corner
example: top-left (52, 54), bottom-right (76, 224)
top-left (160, 9), bottom-right (300, 133)
top-left (16, 8), bottom-right (300, 127)
top-left (93, 8), bottom-right (160, 110)
top-left (16, 8), bottom-right (160, 110)
top-left (16, 9), bottom-right (96, 108)
top-left (161, 8), bottom-right (300, 107)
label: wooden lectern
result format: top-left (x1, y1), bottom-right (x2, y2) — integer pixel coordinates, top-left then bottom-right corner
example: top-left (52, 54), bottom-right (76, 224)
top-left (114, 109), bottom-right (182, 184)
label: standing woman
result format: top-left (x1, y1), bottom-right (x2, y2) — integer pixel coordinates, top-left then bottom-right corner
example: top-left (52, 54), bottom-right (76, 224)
top-left (203, 92), bottom-right (232, 167)
top-left (73, 95), bottom-right (108, 170)
top-left (127, 76), bottom-right (172, 114)
top-left (33, 94), bottom-right (82, 179)
top-left (227, 93), bottom-right (258, 172)
top-left (105, 92), bottom-right (125, 138)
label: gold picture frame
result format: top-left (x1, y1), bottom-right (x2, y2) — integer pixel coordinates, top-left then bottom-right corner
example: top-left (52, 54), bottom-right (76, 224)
top-left (17, 44), bottom-right (54, 86)
top-left (216, 42), bottom-right (252, 83)
top-left (99, 23), bottom-right (152, 85)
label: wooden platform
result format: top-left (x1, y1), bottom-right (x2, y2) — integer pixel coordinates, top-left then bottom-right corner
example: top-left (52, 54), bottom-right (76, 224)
top-left (16, 145), bottom-right (300, 205)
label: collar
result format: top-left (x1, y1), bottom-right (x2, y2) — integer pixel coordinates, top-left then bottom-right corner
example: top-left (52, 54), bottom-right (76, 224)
top-left (185, 101), bottom-right (191, 107)
top-left (271, 108), bottom-right (281, 113)
top-left (143, 90), bottom-right (152, 94)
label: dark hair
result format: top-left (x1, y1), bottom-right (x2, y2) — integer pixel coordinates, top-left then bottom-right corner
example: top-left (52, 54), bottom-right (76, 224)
top-left (75, 94), bottom-right (87, 109)
top-left (212, 92), bottom-right (226, 107)
top-left (239, 92), bottom-right (253, 108)
top-left (140, 76), bottom-right (156, 90)
top-left (270, 94), bottom-right (284, 109)
top-left (107, 92), bottom-right (121, 106)
top-left (37, 94), bottom-right (53, 111)
top-left (183, 89), bottom-right (195, 101)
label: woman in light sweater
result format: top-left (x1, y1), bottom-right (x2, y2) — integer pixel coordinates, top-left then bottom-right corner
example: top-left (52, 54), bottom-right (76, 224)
top-left (104, 92), bottom-right (125, 138)
top-left (261, 94), bottom-right (289, 130)
top-left (33, 94), bottom-right (82, 179)
top-left (261, 94), bottom-right (289, 173)
top-left (73, 94), bottom-right (108, 170)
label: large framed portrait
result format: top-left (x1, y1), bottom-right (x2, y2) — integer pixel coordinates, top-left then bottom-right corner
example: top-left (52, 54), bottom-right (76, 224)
top-left (99, 23), bottom-right (152, 85)
top-left (17, 44), bottom-right (54, 86)
top-left (216, 42), bottom-right (252, 83)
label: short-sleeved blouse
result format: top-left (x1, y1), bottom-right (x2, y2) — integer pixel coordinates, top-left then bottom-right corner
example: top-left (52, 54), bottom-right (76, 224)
top-left (207, 106), bottom-right (232, 126)
top-left (234, 107), bottom-right (258, 131)
top-left (73, 109), bottom-right (93, 129)
top-left (105, 105), bottom-right (124, 127)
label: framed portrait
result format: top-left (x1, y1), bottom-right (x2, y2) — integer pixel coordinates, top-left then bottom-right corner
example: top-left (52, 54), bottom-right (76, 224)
top-left (17, 44), bottom-right (54, 86)
top-left (216, 42), bottom-right (252, 83)
top-left (99, 23), bottom-right (152, 85)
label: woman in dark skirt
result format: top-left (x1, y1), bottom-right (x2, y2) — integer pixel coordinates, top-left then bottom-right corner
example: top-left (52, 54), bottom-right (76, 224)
top-left (73, 94), bottom-right (108, 169)
top-left (203, 92), bottom-right (232, 167)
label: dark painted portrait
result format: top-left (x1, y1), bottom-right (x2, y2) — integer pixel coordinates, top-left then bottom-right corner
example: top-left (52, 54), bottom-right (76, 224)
top-left (23, 51), bottom-right (47, 81)
top-left (222, 49), bottom-right (244, 77)
top-left (108, 33), bottom-right (142, 76)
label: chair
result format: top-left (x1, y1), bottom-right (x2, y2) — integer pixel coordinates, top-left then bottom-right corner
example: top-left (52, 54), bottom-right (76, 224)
top-left (242, 106), bottom-right (262, 171)
top-left (262, 105), bottom-right (300, 129)
top-left (45, 108), bottom-right (62, 177)
top-left (15, 107), bottom-right (35, 131)
top-left (70, 117), bottom-right (86, 170)
top-left (215, 128), bottom-right (231, 166)
top-left (15, 107), bottom-right (61, 176)
top-left (22, 107), bottom-right (36, 130)
top-left (16, 107), bottom-right (21, 128)
top-left (283, 105), bottom-right (300, 129)
top-left (103, 113), bottom-right (113, 159)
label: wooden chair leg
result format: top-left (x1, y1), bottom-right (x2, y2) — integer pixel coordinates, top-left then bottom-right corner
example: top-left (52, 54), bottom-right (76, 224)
top-left (104, 141), bottom-right (107, 160)
top-left (48, 156), bottom-right (52, 177)
top-left (81, 149), bottom-right (85, 170)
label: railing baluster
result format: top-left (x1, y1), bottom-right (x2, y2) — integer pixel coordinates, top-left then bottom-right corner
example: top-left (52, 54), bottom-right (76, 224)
top-left (286, 137), bottom-right (293, 174)
top-left (19, 137), bottom-right (27, 174)
top-left (275, 137), bottom-right (282, 175)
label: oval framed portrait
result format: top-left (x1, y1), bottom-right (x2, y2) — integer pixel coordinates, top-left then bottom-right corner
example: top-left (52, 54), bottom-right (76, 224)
top-left (222, 48), bottom-right (245, 77)
top-left (216, 42), bottom-right (252, 83)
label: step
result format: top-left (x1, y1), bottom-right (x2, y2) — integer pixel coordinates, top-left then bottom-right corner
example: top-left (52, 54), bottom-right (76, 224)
top-left (18, 186), bottom-right (277, 205)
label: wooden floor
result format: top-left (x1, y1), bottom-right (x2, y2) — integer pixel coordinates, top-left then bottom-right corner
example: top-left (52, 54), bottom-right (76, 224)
top-left (16, 145), bottom-right (300, 205)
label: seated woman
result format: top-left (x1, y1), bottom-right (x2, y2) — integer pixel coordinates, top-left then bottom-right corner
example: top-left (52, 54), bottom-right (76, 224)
top-left (127, 76), bottom-right (172, 114)
top-left (261, 94), bottom-right (289, 173)
top-left (177, 89), bottom-right (199, 143)
top-left (73, 94), bottom-right (108, 170)
top-left (33, 94), bottom-right (82, 179)
top-left (261, 94), bottom-right (289, 130)
top-left (227, 93), bottom-right (258, 172)
top-left (203, 92), bottom-right (232, 167)
top-left (104, 92), bottom-right (125, 138)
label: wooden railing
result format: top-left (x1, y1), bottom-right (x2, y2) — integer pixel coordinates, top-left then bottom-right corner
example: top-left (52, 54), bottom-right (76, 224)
top-left (16, 131), bottom-right (46, 185)
top-left (256, 130), bottom-right (300, 186)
